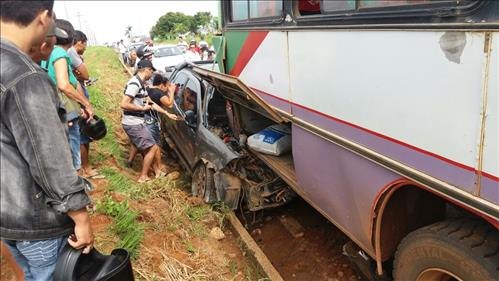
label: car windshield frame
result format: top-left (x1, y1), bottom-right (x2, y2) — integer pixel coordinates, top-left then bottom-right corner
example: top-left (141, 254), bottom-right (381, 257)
top-left (154, 46), bottom-right (183, 58)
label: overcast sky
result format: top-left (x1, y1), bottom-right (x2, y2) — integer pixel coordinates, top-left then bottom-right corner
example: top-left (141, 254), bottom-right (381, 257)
top-left (53, 1), bottom-right (219, 45)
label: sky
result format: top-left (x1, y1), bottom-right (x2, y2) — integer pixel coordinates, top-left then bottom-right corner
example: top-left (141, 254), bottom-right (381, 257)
top-left (53, 1), bottom-right (219, 45)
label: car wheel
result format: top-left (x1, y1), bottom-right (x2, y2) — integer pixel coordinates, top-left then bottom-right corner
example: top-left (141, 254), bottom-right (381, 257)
top-left (191, 162), bottom-right (216, 203)
top-left (393, 218), bottom-right (499, 281)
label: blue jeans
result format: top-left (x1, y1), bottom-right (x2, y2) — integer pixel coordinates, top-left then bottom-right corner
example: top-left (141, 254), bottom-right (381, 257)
top-left (68, 119), bottom-right (81, 170)
top-left (3, 237), bottom-right (67, 281)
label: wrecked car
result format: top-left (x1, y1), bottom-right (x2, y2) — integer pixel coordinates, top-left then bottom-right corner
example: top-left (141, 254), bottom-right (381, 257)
top-left (159, 63), bottom-right (296, 211)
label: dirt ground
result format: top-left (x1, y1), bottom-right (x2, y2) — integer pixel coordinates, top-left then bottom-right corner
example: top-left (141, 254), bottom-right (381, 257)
top-left (1, 156), bottom-right (252, 281)
top-left (241, 198), bottom-right (365, 281)
top-left (0, 47), bottom-right (255, 281)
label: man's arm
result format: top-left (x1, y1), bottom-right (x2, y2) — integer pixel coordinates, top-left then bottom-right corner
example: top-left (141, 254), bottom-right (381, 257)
top-left (159, 83), bottom-right (176, 108)
top-left (68, 49), bottom-right (89, 81)
top-left (150, 101), bottom-right (181, 121)
top-left (73, 63), bottom-right (89, 81)
top-left (120, 93), bottom-right (151, 112)
top-left (67, 209), bottom-right (94, 254)
top-left (53, 58), bottom-right (94, 116)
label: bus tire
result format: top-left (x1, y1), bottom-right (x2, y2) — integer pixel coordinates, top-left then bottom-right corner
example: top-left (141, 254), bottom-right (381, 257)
top-left (191, 162), bottom-right (215, 203)
top-left (393, 218), bottom-right (499, 281)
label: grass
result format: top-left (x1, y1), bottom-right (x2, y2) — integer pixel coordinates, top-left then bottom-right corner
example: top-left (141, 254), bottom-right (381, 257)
top-left (95, 196), bottom-right (144, 257)
top-left (84, 46), bottom-right (256, 280)
top-left (185, 204), bottom-right (211, 222)
top-left (100, 167), bottom-right (135, 193)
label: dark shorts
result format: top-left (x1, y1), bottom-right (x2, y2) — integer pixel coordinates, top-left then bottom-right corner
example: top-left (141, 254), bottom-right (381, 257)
top-left (145, 115), bottom-right (161, 145)
top-left (123, 123), bottom-right (156, 151)
top-left (146, 122), bottom-right (160, 144)
top-left (80, 132), bottom-right (91, 145)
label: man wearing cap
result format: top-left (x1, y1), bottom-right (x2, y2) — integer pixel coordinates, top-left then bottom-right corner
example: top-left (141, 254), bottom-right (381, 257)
top-left (134, 44), bottom-right (153, 74)
top-left (1, 1), bottom-right (94, 280)
top-left (121, 59), bottom-right (163, 182)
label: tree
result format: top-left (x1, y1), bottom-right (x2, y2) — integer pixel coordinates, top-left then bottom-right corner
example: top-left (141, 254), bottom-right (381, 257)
top-left (150, 11), bottom-right (214, 39)
top-left (191, 12), bottom-right (212, 34)
top-left (172, 23), bottom-right (188, 35)
top-left (150, 12), bottom-right (192, 39)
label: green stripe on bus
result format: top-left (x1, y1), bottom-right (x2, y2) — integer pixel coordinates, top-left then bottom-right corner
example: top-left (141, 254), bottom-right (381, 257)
top-left (225, 31), bottom-right (249, 74)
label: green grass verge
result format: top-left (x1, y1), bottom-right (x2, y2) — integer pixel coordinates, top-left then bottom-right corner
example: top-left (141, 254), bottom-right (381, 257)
top-left (95, 196), bottom-right (144, 257)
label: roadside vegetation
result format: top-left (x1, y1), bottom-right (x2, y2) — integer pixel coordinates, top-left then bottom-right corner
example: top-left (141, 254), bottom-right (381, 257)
top-left (83, 46), bottom-right (257, 281)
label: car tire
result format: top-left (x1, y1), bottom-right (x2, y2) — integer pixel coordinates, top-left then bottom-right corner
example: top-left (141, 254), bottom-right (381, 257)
top-left (191, 162), bottom-right (216, 203)
top-left (393, 218), bottom-right (499, 281)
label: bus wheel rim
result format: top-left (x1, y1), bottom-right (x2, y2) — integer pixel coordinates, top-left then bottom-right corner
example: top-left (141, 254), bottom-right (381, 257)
top-left (417, 268), bottom-right (464, 281)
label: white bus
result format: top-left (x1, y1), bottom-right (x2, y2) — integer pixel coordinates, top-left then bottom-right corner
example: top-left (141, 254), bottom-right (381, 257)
top-left (210, 0), bottom-right (499, 280)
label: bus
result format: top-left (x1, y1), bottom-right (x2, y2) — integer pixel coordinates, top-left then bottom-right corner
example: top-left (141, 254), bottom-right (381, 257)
top-left (208, 0), bottom-right (499, 280)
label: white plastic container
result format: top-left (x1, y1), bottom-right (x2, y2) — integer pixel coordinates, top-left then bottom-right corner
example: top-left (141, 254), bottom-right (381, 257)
top-left (247, 124), bottom-right (291, 156)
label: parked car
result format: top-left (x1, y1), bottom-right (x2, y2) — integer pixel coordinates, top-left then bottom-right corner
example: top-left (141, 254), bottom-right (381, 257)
top-left (160, 63), bottom-right (296, 210)
top-left (176, 44), bottom-right (187, 53)
top-left (151, 45), bottom-right (186, 73)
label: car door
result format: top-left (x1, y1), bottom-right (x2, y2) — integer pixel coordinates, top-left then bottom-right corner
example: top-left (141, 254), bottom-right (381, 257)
top-left (171, 74), bottom-right (202, 168)
top-left (165, 70), bottom-right (194, 167)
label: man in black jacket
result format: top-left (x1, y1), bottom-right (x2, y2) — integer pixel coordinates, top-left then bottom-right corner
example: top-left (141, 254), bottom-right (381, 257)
top-left (0, 1), bottom-right (94, 280)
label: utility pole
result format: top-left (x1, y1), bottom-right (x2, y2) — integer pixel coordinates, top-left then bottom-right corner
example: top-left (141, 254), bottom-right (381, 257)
top-left (75, 11), bottom-right (82, 30)
top-left (63, 1), bottom-right (69, 19)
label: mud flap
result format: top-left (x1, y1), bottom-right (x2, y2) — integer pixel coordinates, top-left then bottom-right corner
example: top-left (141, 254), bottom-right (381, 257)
top-left (343, 241), bottom-right (389, 281)
top-left (214, 172), bottom-right (241, 209)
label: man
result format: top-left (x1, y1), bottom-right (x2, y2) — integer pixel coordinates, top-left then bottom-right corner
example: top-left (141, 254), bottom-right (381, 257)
top-left (126, 74), bottom-right (180, 171)
top-left (28, 12), bottom-right (66, 64)
top-left (121, 59), bottom-right (164, 182)
top-left (134, 44), bottom-right (153, 73)
top-left (42, 19), bottom-right (94, 172)
top-left (118, 39), bottom-right (127, 62)
top-left (1, 1), bottom-right (94, 280)
top-left (186, 40), bottom-right (201, 61)
top-left (178, 36), bottom-right (188, 48)
top-left (69, 30), bottom-right (89, 82)
top-left (68, 30), bottom-right (99, 178)
top-left (128, 49), bottom-right (137, 67)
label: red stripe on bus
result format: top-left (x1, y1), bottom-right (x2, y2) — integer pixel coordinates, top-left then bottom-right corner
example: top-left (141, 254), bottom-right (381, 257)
top-left (252, 88), bottom-right (499, 182)
top-left (229, 31), bottom-right (269, 77)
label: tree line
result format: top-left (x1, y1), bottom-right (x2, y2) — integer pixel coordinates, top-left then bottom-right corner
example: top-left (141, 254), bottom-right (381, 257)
top-left (150, 11), bottom-right (217, 40)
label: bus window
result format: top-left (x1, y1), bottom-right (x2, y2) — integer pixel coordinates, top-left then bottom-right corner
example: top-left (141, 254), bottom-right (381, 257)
top-left (232, 1), bottom-right (248, 21)
top-left (231, 1), bottom-right (282, 21)
top-left (358, 0), bottom-right (452, 9)
top-left (299, 0), bottom-right (321, 15)
top-left (322, 0), bottom-right (356, 12)
top-left (250, 1), bottom-right (282, 18)
top-left (299, 0), bottom-right (355, 15)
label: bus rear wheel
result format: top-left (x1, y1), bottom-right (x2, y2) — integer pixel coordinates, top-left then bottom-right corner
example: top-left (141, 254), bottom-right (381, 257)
top-left (393, 218), bottom-right (499, 281)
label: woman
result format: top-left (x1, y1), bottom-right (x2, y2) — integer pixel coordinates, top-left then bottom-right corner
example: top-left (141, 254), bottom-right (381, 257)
top-left (42, 19), bottom-right (94, 172)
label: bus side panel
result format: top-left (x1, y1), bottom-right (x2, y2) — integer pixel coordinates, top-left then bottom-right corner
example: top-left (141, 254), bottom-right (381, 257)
top-left (287, 30), bottom-right (490, 199)
top-left (481, 33), bottom-right (499, 203)
top-left (292, 124), bottom-right (400, 255)
top-left (225, 31), bottom-right (292, 114)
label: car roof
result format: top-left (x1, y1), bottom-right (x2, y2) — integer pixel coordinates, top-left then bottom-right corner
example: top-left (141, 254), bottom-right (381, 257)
top-left (153, 44), bottom-right (178, 49)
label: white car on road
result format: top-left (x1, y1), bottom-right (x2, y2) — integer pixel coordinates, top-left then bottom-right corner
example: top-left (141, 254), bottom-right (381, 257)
top-left (151, 45), bottom-right (186, 72)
